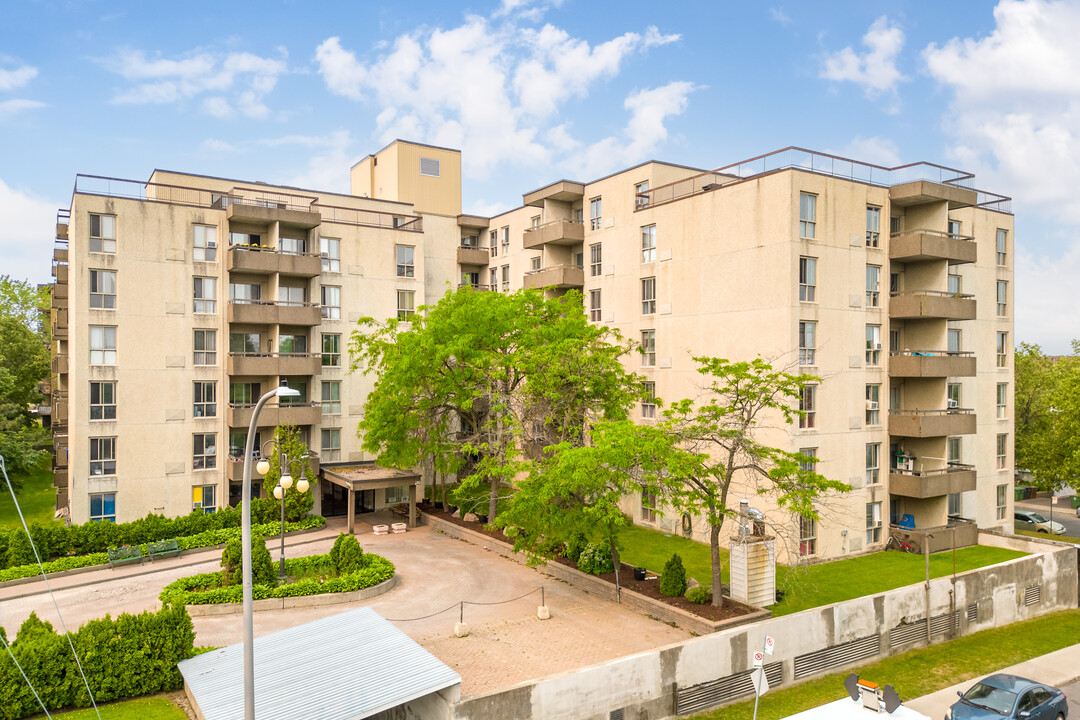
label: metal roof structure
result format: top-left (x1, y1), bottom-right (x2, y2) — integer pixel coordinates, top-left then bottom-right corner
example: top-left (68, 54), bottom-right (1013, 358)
top-left (178, 606), bottom-right (461, 720)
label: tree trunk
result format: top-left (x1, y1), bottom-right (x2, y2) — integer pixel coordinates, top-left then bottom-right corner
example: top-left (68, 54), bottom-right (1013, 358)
top-left (710, 520), bottom-right (725, 608)
top-left (439, 471), bottom-right (448, 510)
top-left (610, 536), bottom-right (621, 603)
top-left (488, 477), bottom-right (498, 521)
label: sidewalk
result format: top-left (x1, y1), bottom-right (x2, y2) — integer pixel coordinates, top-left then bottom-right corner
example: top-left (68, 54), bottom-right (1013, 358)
top-left (906, 643), bottom-right (1080, 717)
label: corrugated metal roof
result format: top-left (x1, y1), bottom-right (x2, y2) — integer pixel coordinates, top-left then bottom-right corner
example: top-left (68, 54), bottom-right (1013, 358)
top-left (178, 606), bottom-right (461, 720)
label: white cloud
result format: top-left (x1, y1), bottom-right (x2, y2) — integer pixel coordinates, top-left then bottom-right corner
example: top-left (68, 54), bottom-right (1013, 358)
top-left (468, 199), bottom-right (512, 216)
top-left (102, 47), bottom-right (287, 119)
top-left (821, 16), bottom-right (906, 99)
top-left (200, 138), bottom-right (241, 154)
top-left (283, 130), bottom-right (354, 192)
top-left (0, 63), bottom-right (37, 91)
top-left (770, 7), bottom-right (793, 25)
top-left (0, 179), bottom-right (59, 286)
top-left (314, 14), bottom-right (685, 181)
top-left (830, 136), bottom-right (902, 166)
top-left (1016, 241), bottom-right (1080, 352)
top-left (0, 98), bottom-right (46, 119)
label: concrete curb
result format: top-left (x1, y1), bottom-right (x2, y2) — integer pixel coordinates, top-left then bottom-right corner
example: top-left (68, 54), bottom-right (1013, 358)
top-left (184, 574), bottom-right (399, 616)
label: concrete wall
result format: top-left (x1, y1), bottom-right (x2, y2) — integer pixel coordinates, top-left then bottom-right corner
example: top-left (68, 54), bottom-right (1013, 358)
top-left (448, 534), bottom-right (1077, 720)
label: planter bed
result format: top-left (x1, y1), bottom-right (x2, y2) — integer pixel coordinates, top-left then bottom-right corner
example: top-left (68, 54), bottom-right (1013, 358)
top-left (420, 508), bottom-right (768, 635)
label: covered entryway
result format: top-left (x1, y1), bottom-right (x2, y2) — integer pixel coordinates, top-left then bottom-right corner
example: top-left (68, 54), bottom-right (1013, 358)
top-left (321, 464), bottom-right (422, 534)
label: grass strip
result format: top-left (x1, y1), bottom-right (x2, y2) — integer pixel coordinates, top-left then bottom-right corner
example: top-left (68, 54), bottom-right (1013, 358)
top-left (689, 608), bottom-right (1080, 719)
top-left (1017, 529), bottom-right (1080, 544)
top-left (0, 468), bottom-right (56, 530)
top-left (52, 696), bottom-right (188, 719)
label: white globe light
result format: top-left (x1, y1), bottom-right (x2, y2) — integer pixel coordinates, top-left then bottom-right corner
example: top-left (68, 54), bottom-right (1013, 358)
top-left (273, 485), bottom-right (284, 500)
top-left (256, 458), bottom-right (270, 476)
top-left (296, 478), bottom-right (309, 494)
top-left (280, 473), bottom-right (294, 490)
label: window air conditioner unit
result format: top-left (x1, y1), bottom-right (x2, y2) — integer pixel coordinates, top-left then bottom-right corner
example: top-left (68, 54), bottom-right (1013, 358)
top-left (873, 342), bottom-right (882, 350)
top-left (947, 399), bottom-right (959, 409)
top-left (321, 252), bottom-right (330, 259)
top-left (207, 240), bottom-right (217, 248)
top-left (866, 400), bottom-right (879, 411)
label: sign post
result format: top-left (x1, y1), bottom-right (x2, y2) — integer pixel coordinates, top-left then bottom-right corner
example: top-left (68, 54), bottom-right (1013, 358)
top-left (751, 636), bottom-right (775, 720)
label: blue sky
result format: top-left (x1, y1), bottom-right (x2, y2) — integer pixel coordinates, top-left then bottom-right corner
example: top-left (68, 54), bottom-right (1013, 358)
top-left (1, 0), bottom-right (1076, 351)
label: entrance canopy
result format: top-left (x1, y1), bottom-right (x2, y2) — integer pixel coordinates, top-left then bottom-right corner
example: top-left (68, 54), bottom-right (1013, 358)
top-left (322, 464), bottom-right (422, 533)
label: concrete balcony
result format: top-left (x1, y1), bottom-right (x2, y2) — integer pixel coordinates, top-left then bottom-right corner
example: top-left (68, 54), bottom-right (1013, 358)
top-left (226, 201), bottom-right (321, 230)
top-left (52, 283), bottom-right (68, 308)
top-left (457, 245), bottom-right (491, 266)
top-left (457, 215), bottom-right (490, 229)
top-left (889, 519), bottom-right (978, 553)
top-left (56, 224), bottom-right (68, 241)
top-left (889, 409), bottom-right (976, 438)
top-left (227, 301), bottom-right (322, 326)
top-left (53, 264), bottom-right (68, 283)
top-left (53, 467), bottom-right (68, 490)
top-left (889, 464), bottom-right (977, 499)
top-left (54, 247), bottom-right (68, 263)
top-left (889, 230), bottom-right (977, 265)
top-left (523, 180), bottom-right (585, 208)
top-left (888, 351), bottom-right (976, 378)
top-left (51, 353), bottom-right (68, 375)
top-left (226, 403), bottom-right (321, 428)
top-left (226, 353), bottom-right (321, 377)
top-left (52, 396), bottom-right (68, 423)
top-left (226, 453), bottom-right (320, 482)
top-left (225, 246), bottom-right (322, 277)
top-left (889, 292), bottom-right (976, 321)
top-left (522, 265), bottom-right (585, 290)
top-left (889, 181), bottom-right (978, 209)
top-left (522, 219), bottom-right (585, 250)
top-left (52, 308), bottom-right (68, 340)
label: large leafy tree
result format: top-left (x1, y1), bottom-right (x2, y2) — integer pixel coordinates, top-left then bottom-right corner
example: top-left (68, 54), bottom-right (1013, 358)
top-left (0, 276), bottom-right (51, 479)
top-left (260, 425), bottom-right (318, 521)
top-left (1015, 341), bottom-right (1080, 490)
top-left (351, 287), bottom-right (640, 521)
top-left (662, 357), bottom-right (849, 607)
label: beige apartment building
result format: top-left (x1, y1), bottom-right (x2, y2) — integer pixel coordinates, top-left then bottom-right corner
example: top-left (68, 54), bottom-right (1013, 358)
top-left (49, 142), bottom-right (1014, 562)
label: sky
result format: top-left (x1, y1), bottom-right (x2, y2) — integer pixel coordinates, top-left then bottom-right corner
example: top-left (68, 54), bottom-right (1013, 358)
top-left (1, 0), bottom-right (1076, 352)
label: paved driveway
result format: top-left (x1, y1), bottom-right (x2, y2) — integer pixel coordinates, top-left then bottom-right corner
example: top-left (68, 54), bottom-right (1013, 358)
top-left (0, 521), bottom-right (690, 695)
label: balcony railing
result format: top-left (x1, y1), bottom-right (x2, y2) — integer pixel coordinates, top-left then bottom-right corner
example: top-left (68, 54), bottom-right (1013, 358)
top-left (889, 291), bottom-right (976, 320)
top-left (889, 462), bottom-right (977, 499)
top-left (226, 300), bottom-right (322, 326)
top-left (522, 219), bottom-right (585, 249)
top-left (226, 244), bottom-right (323, 276)
top-left (227, 352), bottom-right (322, 376)
top-left (522, 264), bottom-right (585, 290)
top-left (56, 209), bottom-right (70, 240)
top-left (458, 283), bottom-right (491, 291)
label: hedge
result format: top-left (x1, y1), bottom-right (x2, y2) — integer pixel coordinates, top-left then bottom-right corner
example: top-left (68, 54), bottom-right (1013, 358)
top-left (0, 605), bottom-right (195, 719)
top-left (159, 553), bottom-right (395, 606)
top-left (0, 516), bottom-right (325, 583)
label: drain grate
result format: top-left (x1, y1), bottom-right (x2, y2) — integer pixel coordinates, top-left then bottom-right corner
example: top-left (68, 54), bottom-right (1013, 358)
top-left (967, 603), bottom-right (978, 622)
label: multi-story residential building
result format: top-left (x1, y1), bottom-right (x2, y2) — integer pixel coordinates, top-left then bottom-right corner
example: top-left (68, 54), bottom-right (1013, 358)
top-left (49, 142), bottom-right (1014, 562)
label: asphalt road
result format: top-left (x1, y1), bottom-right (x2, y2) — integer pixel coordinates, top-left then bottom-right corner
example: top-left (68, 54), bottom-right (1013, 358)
top-left (1015, 497), bottom-right (1080, 538)
top-left (1065, 679), bottom-right (1080, 716)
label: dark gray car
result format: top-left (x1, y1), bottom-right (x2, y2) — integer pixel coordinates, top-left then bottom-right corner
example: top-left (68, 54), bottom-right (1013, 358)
top-left (946, 674), bottom-right (1068, 720)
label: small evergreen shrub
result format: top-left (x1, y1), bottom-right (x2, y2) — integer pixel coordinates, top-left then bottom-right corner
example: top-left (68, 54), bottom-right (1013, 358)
top-left (685, 586), bottom-right (711, 604)
top-left (576, 542), bottom-right (614, 575)
top-left (220, 533), bottom-right (274, 587)
top-left (660, 553), bottom-right (687, 597)
top-left (330, 533), bottom-right (364, 576)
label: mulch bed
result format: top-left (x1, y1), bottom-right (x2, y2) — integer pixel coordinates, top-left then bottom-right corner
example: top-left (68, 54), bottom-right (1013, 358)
top-left (420, 503), bottom-right (758, 623)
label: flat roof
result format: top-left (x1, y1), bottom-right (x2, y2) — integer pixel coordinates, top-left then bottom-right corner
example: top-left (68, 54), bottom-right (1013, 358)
top-left (322, 464), bottom-right (422, 490)
top-left (179, 606), bottom-right (460, 720)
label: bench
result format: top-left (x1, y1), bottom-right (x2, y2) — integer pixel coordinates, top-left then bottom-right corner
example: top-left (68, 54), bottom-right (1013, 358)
top-left (148, 538), bottom-right (182, 561)
top-left (107, 544), bottom-right (144, 568)
top-left (390, 503), bottom-right (410, 520)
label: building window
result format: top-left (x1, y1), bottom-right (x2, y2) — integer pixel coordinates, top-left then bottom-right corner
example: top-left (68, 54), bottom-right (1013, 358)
top-left (396, 245), bottom-right (415, 278)
top-left (947, 382), bottom-right (961, 409)
top-left (589, 243), bottom-right (602, 276)
top-left (866, 325), bottom-right (881, 366)
top-left (397, 290), bottom-right (415, 320)
top-left (229, 431), bottom-right (259, 460)
top-left (889, 329), bottom-right (900, 353)
top-left (230, 282), bottom-right (262, 303)
top-left (890, 384), bottom-right (901, 411)
top-left (641, 381), bottom-right (656, 419)
top-left (500, 226), bottom-right (510, 252)
top-left (89, 270), bottom-right (117, 309)
top-left (90, 437), bottom-right (116, 476)
top-left (193, 225), bottom-right (217, 262)
top-left (866, 502), bottom-right (882, 545)
top-left (89, 214), bottom-right (116, 253)
top-left (947, 329), bottom-right (962, 354)
top-left (997, 280), bottom-right (1008, 317)
top-left (641, 277), bottom-right (656, 314)
top-left (947, 219), bottom-right (961, 238)
top-left (193, 277), bottom-right (216, 313)
top-left (279, 378), bottom-right (307, 406)
top-left (865, 384), bottom-right (880, 425)
top-left (321, 286), bottom-right (341, 319)
top-left (635, 181), bottom-right (650, 210)
top-left (890, 216), bottom-right (901, 235)
top-left (193, 433), bottom-right (217, 470)
top-left (530, 215), bottom-right (541, 230)
top-left (865, 265), bottom-right (880, 307)
top-left (996, 433), bottom-right (1008, 470)
top-left (799, 384), bottom-right (816, 429)
top-left (997, 332), bottom-right (1009, 368)
top-left (948, 492), bottom-right (961, 516)
top-left (279, 235), bottom-right (307, 255)
top-left (798, 321), bottom-right (816, 366)
top-left (799, 193), bottom-right (816, 239)
top-left (420, 157), bottom-right (440, 177)
top-left (192, 485), bottom-right (216, 514)
top-left (90, 381), bottom-right (116, 421)
top-left (90, 326), bottom-right (117, 365)
top-left (799, 256), bottom-right (816, 302)
top-left (996, 484), bottom-right (1007, 520)
top-left (948, 436), bottom-right (962, 465)
top-left (589, 289), bottom-right (602, 322)
top-left (194, 381), bottom-right (216, 418)
top-left (996, 229), bottom-right (1007, 266)
top-left (948, 273), bottom-right (961, 295)
top-left (278, 283), bottom-right (305, 305)
top-left (321, 428), bottom-right (341, 461)
top-left (590, 197), bottom-right (602, 230)
top-left (230, 382), bottom-right (261, 406)
top-left (193, 329), bottom-right (216, 366)
top-left (641, 330), bottom-right (656, 367)
top-left (489, 230), bottom-right (498, 258)
top-left (866, 206), bottom-right (880, 247)
top-left (229, 331), bottom-right (256, 358)
top-left (321, 237), bottom-right (340, 273)
top-left (641, 491), bottom-right (658, 523)
top-left (501, 265), bottom-right (510, 292)
top-left (322, 381), bottom-right (341, 415)
top-left (229, 231), bottom-right (262, 246)
top-left (799, 515), bottom-right (816, 557)
top-left (278, 333), bottom-right (307, 356)
top-left (641, 225), bottom-right (656, 262)
top-left (90, 492), bottom-right (116, 523)
top-left (798, 447), bottom-right (817, 473)
top-left (866, 442), bottom-right (881, 485)
top-left (530, 256), bottom-right (541, 271)
top-left (997, 383), bottom-right (1008, 419)
top-left (322, 333), bottom-right (341, 367)
top-left (489, 267), bottom-right (498, 289)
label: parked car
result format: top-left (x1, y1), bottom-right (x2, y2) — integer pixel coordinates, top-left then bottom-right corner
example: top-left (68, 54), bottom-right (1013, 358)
top-left (946, 674), bottom-right (1068, 720)
top-left (1014, 510), bottom-right (1067, 535)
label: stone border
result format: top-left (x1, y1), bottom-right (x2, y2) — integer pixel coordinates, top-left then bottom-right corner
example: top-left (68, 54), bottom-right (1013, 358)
top-left (420, 512), bottom-right (770, 635)
top-left (184, 574), bottom-right (398, 616)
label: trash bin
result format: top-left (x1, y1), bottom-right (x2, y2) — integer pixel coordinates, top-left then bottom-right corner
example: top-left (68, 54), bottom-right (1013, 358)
top-left (1071, 495), bottom-right (1080, 509)
top-left (1015, 487), bottom-right (1025, 502)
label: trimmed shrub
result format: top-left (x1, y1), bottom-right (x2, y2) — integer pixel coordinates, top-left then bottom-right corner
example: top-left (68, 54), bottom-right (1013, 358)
top-left (685, 586), bottom-right (711, 604)
top-left (576, 542), bottom-right (614, 575)
top-left (564, 531), bottom-right (588, 563)
top-left (220, 533), bottom-right (275, 587)
top-left (5, 530), bottom-right (37, 569)
top-left (660, 553), bottom-right (687, 597)
top-left (329, 533), bottom-right (364, 577)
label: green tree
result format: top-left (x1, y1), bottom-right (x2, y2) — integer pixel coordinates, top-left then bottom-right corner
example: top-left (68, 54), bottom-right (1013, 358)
top-left (260, 425), bottom-right (317, 522)
top-left (662, 357), bottom-right (850, 607)
top-left (220, 532), bottom-right (274, 586)
top-left (351, 287), bottom-right (640, 521)
top-left (0, 276), bottom-right (51, 481)
top-left (1015, 341), bottom-right (1080, 490)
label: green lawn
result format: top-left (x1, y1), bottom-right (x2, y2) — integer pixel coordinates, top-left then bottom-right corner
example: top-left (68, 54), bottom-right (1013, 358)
top-left (690, 608), bottom-right (1080, 719)
top-left (617, 523), bottom-right (1027, 615)
top-left (49, 696), bottom-right (187, 719)
top-left (0, 468), bottom-right (58, 531)
top-left (1018, 529), bottom-right (1080, 544)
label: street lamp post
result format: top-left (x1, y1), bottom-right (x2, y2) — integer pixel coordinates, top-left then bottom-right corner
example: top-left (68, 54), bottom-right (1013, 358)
top-left (257, 444), bottom-right (310, 585)
top-left (241, 381), bottom-right (299, 720)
